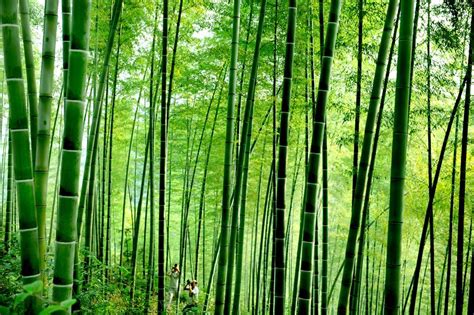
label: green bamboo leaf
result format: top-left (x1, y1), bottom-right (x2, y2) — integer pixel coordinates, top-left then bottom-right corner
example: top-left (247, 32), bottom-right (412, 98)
top-left (39, 305), bottom-right (64, 315)
top-left (23, 280), bottom-right (42, 294)
top-left (0, 305), bottom-right (10, 315)
top-left (60, 299), bottom-right (77, 308)
top-left (14, 292), bottom-right (30, 305)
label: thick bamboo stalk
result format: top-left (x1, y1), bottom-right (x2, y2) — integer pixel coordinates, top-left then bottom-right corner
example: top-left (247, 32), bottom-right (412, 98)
top-left (383, 0), bottom-right (415, 313)
top-left (456, 3), bottom-right (473, 313)
top-left (158, 0), bottom-right (169, 309)
top-left (274, 0), bottom-right (296, 312)
top-left (34, 0), bottom-right (60, 290)
top-left (298, 0), bottom-right (342, 313)
top-left (52, 0), bottom-right (91, 309)
top-left (73, 0), bottom-right (122, 297)
top-left (1, 1), bottom-right (41, 312)
top-left (62, 0), bottom-right (71, 95)
top-left (224, 0), bottom-right (267, 311)
top-left (19, 0), bottom-right (38, 161)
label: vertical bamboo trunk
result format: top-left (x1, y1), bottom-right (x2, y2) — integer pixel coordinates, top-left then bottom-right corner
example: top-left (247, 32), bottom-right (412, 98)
top-left (284, 135), bottom-right (301, 299)
top-left (298, 0), bottom-right (342, 313)
top-left (47, 110), bottom-right (63, 249)
top-left (98, 80), bottom-right (109, 264)
top-left (383, 0), bottom-right (415, 313)
top-left (34, 0), bottom-right (60, 289)
top-left (158, 0), bottom-right (169, 311)
top-left (251, 143), bottom-right (265, 315)
top-left (195, 67), bottom-right (225, 282)
top-left (74, 0), bottom-right (123, 297)
top-left (462, 219), bottom-right (472, 296)
top-left (203, 233), bottom-right (221, 313)
top-left (292, 31), bottom-right (308, 315)
top-left (321, 129), bottom-right (328, 315)
top-left (62, 0), bottom-right (71, 95)
top-left (80, 10), bottom-right (99, 284)
top-left (225, 0), bottom-right (267, 311)
top-left (145, 110), bottom-right (155, 313)
top-left (351, 0), bottom-right (363, 205)
top-left (105, 24), bottom-right (121, 281)
top-left (348, 0), bottom-right (364, 309)
top-left (456, 3), bottom-right (473, 313)
top-left (214, 0), bottom-right (241, 311)
top-left (374, 244), bottom-right (383, 314)
top-left (166, 0), bottom-right (183, 112)
top-left (142, 181), bottom-right (150, 279)
top-left (232, 74), bottom-right (255, 312)
top-left (19, 0), bottom-right (38, 161)
top-left (264, 186), bottom-right (274, 315)
top-left (320, 2), bottom-right (328, 312)
top-left (52, 0), bottom-right (91, 310)
top-left (119, 64), bottom-right (148, 280)
top-left (426, 2), bottom-right (436, 312)
top-left (308, 11), bottom-right (319, 314)
top-left (444, 112), bottom-right (459, 315)
top-left (270, 1), bottom-right (278, 311)
top-left (254, 165), bottom-right (273, 315)
top-left (129, 31), bottom-right (155, 303)
top-left (274, 0), bottom-right (296, 312)
top-left (1, 1), bottom-right (41, 312)
top-left (234, 0), bottom-right (255, 168)
top-left (3, 135), bottom-right (12, 254)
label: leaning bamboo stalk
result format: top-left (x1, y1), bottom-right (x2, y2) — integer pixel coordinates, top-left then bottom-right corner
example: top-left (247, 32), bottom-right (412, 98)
top-left (338, 1), bottom-right (399, 312)
top-left (406, 74), bottom-right (468, 315)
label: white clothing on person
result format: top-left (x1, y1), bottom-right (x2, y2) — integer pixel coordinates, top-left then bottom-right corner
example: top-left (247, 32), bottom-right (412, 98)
top-left (168, 270), bottom-right (180, 306)
top-left (191, 286), bottom-right (199, 304)
top-left (169, 271), bottom-right (179, 290)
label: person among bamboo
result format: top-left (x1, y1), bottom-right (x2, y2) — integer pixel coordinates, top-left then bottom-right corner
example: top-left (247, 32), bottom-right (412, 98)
top-left (167, 264), bottom-right (180, 309)
top-left (190, 280), bottom-right (199, 305)
top-left (182, 279), bottom-right (192, 304)
top-left (182, 280), bottom-right (199, 312)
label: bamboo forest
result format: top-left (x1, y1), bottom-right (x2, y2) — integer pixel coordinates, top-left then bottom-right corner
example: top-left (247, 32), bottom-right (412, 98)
top-left (0, 0), bottom-right (473, 313)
